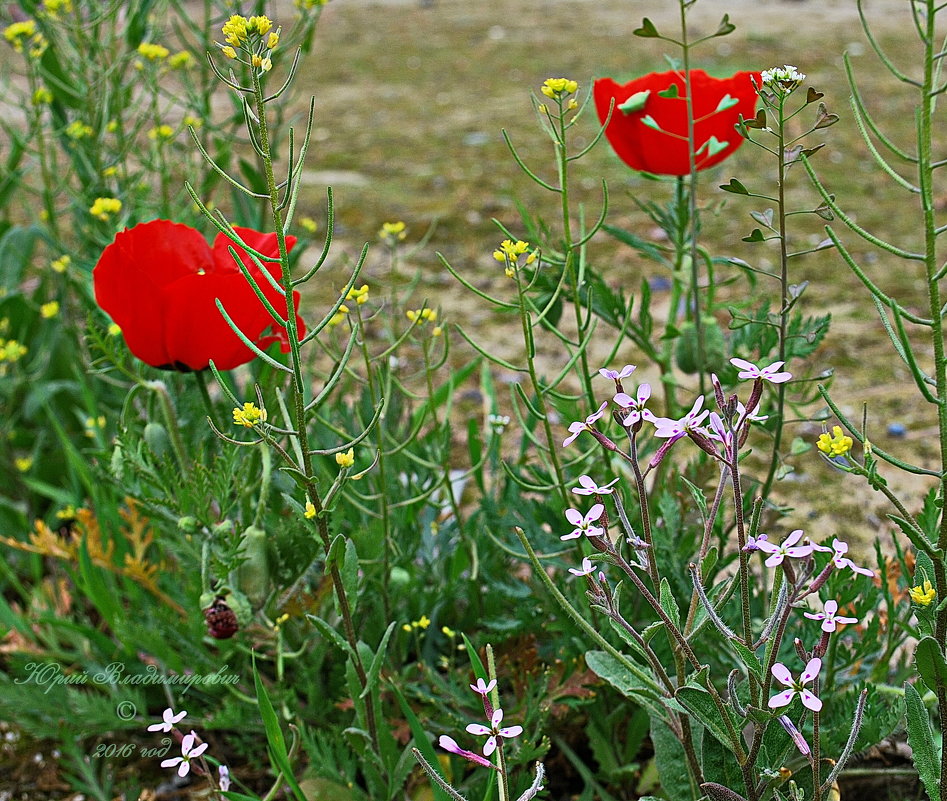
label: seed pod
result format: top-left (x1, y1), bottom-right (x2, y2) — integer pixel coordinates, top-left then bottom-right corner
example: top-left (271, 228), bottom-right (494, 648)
top-left (674, 317), bottom-right (726, 375)
top-left (236, 525), bottom-right (269, 606)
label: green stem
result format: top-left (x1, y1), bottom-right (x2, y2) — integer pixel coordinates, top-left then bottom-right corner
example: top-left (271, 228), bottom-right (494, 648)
top-left (250, 68), bottom-right (380, 754)
top-left (150, 380), bottom-right (189, 471)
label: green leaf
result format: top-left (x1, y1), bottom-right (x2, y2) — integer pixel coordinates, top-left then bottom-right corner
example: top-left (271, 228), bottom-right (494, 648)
top-left (904, 682), bottom-right (940, 801)
top-left (584, 650), bottom-right (662, 706)
top-left (618, 90), bottom-right (650, 115)
top-left (633, 17), bottom-right (661, 37)
top-left (341, 538), bottom-right (359, 619)
top-left (461, 632), bottom-right (488, 681)
top-left (390, 683), bottom-right (451, 801)
top-left (676, 683), bottom-right (737, 750)
top-left (741, 228), bottom-right (766, 243)
top-left (360, 622), bottom-right (397, 699)
top-left (916, 636), bottom-right (947, 694)
top-left (659, 578), bottom-right (681, 631)
top-left (305, 614), bottom-right (351, 655)
top-left (713, 14), bottom-right (736, 37)
top-left (730, 639), bottom-right (764, 681)
top-left (719, 178), bottom-right (749, 195)
top-left (253, 661), bottom-right (308, 801)
top-left (650, 712), bottom-right (695, 801)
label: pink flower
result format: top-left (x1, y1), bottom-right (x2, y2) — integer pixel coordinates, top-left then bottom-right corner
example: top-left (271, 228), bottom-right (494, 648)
top-left (804, 599), bottom-right (858, 633)
top-left (561, 504), bottom-right (605, 541)
top-left (147, 708), bottom-right (186, 733)
top-left (563, 402), bottom-right (609, 447)
top-left (572, 475), bottom-right (620, 496)
top-left (614, 384), bottom-right (656, 427)
top-left (438, 735), bottom-right (495, 768)
top-left (730, 357), bottom-right (792, 384)
top-left (470, 678), bottom-right (497, 697)
top-left (652, 396), bottom-right (708, 439)
top-left (160, 730), bottom-right (209, 778)
top-left (465, 708), bottom-right (523, 757)
top-left (756, 529), bottom-right (813, 567)
top-left (768, 659), bottom-right (823, 712)
top-left (569, 557), bottom-right (596, 577)
top-left (828, 538), bottom-right (875, 577)
top-left (599, 364), bottom-right (636, 381)
top-left (218, 765), bottom-right (231, 792)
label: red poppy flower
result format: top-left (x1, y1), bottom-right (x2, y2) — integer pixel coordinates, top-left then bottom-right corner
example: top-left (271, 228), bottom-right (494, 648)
top-left (593, 69), bottom-right (759, 176)
top-left (93, 219), bottom-right (306, 371)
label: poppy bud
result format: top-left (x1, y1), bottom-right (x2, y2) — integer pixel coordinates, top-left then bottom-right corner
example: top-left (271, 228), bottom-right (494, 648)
top-left (674, 318), bottom-right (727, 375)
top-left (143, 422), bottom-right (171, 459)
top-left (236, 525), bottom-right (269, 606)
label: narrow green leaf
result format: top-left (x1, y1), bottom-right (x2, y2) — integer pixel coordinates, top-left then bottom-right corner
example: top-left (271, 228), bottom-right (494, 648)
top-left (904, 682), bottom-right (940, 800)
top-left (730, 639), bottom-right (764, 681)
top-left (659, 578), bottom-right (681, 631)
top-left (253, 662), bottom-right (308, 801)
top-left (391, 683), bottom-right (451, 801)
top-left (916, 637), bottom-right (947, 694)
top-left (361, 621), bottom-right (397, 699)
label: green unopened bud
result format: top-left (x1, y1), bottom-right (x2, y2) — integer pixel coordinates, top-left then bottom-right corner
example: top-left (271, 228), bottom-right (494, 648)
top-left (143, 422), bottom-right (170, 458)
top-left (177, 516), bottom-right (199, 533)
top-left (674, 318), bottom-right (727, 375)
top-left (223, 588), bottom-right (252, 627)
top-left (212, 520), bottom-right (234, 537)
top-left (236, 525), bottom-right (269, 606)
top-left (389, 566), bottom-right (410, 590)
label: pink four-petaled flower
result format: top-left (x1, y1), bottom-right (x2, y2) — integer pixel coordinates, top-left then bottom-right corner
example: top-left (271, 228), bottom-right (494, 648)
top-left (598, 364), bottom-right (636, 381)
top-left (470, 677), bottom-right (497, 696)
top-left (160, 730), bottom-right (209, 778)
top-left (755, 529), bottom-right (813, 567)
top-left (561, 504), bottom-right (605, 541)
top-left (147, 707), bottom-right (186, 733)
top-left (804, 599), bottom-right (858, 632)
top-left (563, 402), bottom-right (609, 447)
top-left (572, 474), bottom-right (620, 496)
top-left (614, 384), bottom-right (656, 427)
top-left (652, 396), bottom-right (709, 439)
top-left (768, 658), bottom-right (823, 712)
top-left (569, 557), bottom-right (596, 577)
top-left (438, 734), bottom-right (495, 768)
top-left (465, 708), bottom-right (523, 757)
top-left (730, 357), bottom-right (792, 384)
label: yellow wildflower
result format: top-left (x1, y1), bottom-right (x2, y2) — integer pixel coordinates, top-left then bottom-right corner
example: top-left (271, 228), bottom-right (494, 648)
top-left (401, 623), bottom-right (412, 632)
top-left (102, 166), bottom-right (118, 177)
top-left (299, 217), bottom-right (318, 233)
top-left (432, 325), bottom-right (443, 337)
top-left (106, 120), bottom-right (119, 133)
top-left (55, 505), bottom-right (76, 520)
top-left (232, 402), bottom-right (267, 427)
top-left (411, 615), bottom-right (431, 630)
top-left (406, 307), bottom-right (436, 324)
top-left (32, 87), bottom-right (52, 105)
top-left (345, 284), bottom-right (369, 304)
top-left (267, 31), bottom-right (280, 49)
top-left (51, 255), bottom-right (70, 273)
top-left (148, 124), bottom-right (175, 141)
top-left (335, 448), bottom-right (355, 468)
top-left (89, 197), bottom-right (122, 221)
top-left (541, 77), bottom-right (579, 98)
top-left (379, 220), bottom-right (407, 244)
top-left (137, 42), bottom-right (169, 60)
top-left (183, 115), bottom-right (202, 129)
top-left (328, 304), bottom-right (350, 327)
top-left (0, 340), bottom-right (27, 362)
top-left (817, 425), bottom-right (853, 457)
top-left (909, 580), bottom-right (936, 606)
top-left (14, 457), bottom-right (33, 472)
top-left (304, 499), bottom-right (316, 519)
top-left (247, 15), bottom-right (273, 36)
top-left (260, 57), bottom-right (272, 72)
top-left (222, 15), bottom-right (249, 46)
top-left (107, 323), bottom-right (121, 336)
top-left (4, 20), bottom-right (36, 52)
top-left (221, 45), bottom-right (237, 59)
top-left (251, 53), bottom-right (263, 68)
top-left (40, 301), bottom-right (59, 319)
top-left (441, 625), bottom-right (456, 637)
top-left (42, 0), bottom-right (72, 16)
top-left (66, 120), bottom-right (94, 139)
top-left (169, 50), bottom-right (193, 69)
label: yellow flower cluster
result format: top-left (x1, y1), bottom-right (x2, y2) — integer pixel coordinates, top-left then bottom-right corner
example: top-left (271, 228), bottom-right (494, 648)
top-left (220, 15), bottom-right (277, 71)
top-left (541, 77), bottom-right (579, 98)
top-left (335, 448), bottom-right (355, 468)
top-left (299, 217), bottom-right (318, 233)
top-left (304, 499), bottom-right (316, 518)
top-left (0, 339), bottom-right (27, 362)
top-left (137, 42), bottom-right (169, 60)
top-left (51, 255), bottom-right (70, 273)
top-left (66, 120), bottom-right (94, 139)
top-left (148, 124), bottom-right (175, 141)
top-left (4, 20), bottom-right (46, 56)
top-left (232, 402), bottom-right (267, 427)
top-left (169, 50), bottom-right (193, 69)
top-left (32, 87), bottom-right (52, 105)
top-left (379, 220), bottom-right (407, 244)
top-left (406, 307), bottom-right (437, 324)
top-left (493, 239), bottom-right (537, 278)
top-left (89, 197), bottom-right (122, 221)
top-left (909, 579), bottom-right (936, 606)
top-left (40, 301), bottom-right (59, 319)
top-left (42, 0), bottom-right (72, 17)
top-left (345, 284), bottom-right (369, 304)
top-left (15, 457), bottom-right (33, 472)
top-left (817, 425), bottom-right (853, 457)
top-left (401, 615), bottom-right (431, 632)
